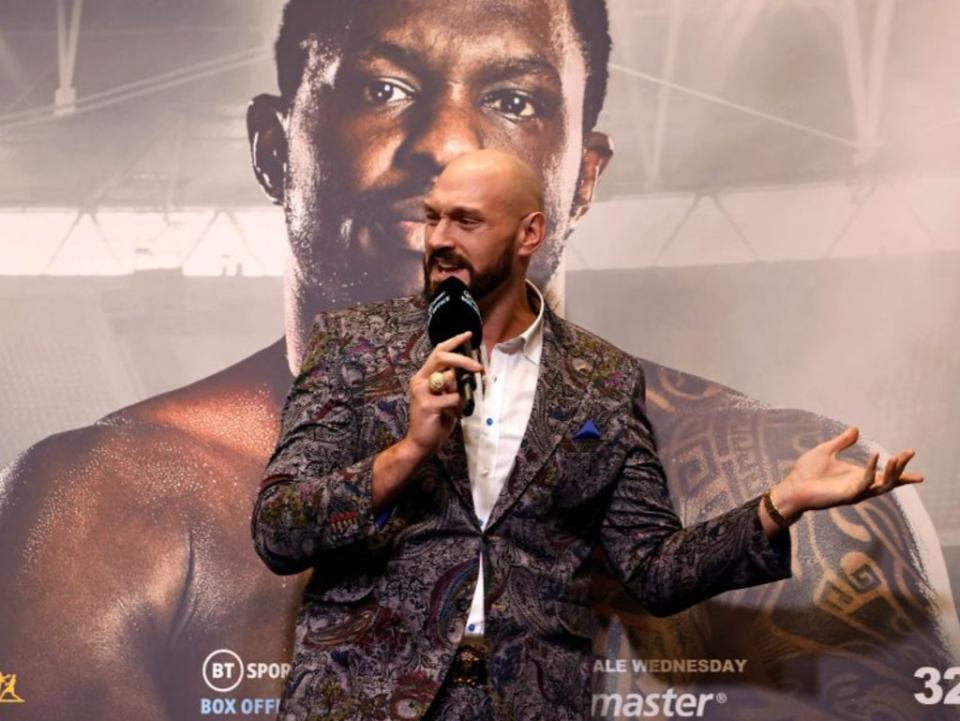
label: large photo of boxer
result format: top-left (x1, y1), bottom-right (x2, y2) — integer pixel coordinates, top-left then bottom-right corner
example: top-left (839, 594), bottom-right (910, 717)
top-left (2, 1), bottom-right (959, 719)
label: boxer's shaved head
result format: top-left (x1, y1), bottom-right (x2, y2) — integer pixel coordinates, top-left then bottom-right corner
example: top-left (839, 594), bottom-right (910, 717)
top-left (439, 149), bottom-right (545, 218)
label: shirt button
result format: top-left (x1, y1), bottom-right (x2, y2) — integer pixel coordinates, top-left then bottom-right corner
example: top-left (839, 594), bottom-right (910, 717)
top-left (468, 623), bottom-right (476, 632)
top-left (486, 418), bottom-right (493, 426)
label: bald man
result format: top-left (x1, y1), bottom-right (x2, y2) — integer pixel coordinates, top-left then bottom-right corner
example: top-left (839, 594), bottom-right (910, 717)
top-left (252, 149), bottom-right (921, 721)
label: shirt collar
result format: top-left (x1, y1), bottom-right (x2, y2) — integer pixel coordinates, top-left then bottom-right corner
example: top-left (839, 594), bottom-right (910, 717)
top-left (494, 279), bottom-right (544, 364)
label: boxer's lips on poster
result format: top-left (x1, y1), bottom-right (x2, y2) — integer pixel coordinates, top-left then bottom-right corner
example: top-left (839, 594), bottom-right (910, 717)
top-left (388, 196), bottom-right (427, 221)
top-left (373, 196), bottom-right (427, 255)
top-left (390, 220), bottom-right (426, 254)
top-left (360, 219), bottom-right (424, 262)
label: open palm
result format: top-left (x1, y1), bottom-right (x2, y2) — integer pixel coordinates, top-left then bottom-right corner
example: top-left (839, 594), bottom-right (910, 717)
top-left (783, 426), bottom-right (923, 513)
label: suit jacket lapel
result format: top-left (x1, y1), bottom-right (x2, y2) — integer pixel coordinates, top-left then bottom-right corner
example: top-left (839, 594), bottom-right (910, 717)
top-left (384, 297), bottom-right (599, 529)
top-left (484, 306), bottom-right (598, 531)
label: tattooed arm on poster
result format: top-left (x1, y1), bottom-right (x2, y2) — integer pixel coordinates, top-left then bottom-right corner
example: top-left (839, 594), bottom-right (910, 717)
top-left (593, 368), bottom-right (960, 721)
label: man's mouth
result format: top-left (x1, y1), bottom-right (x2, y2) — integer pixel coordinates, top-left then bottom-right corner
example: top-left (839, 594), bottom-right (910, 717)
top-left (430, 258), bottom-right (471, 285)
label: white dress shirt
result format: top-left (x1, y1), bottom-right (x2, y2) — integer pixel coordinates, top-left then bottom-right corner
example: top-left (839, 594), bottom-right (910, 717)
top-left (461, 281), bottom-right (544, 638)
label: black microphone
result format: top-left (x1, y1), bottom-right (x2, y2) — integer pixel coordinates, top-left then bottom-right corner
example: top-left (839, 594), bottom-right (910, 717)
top-left (427, 277), bottom-right (483, 416)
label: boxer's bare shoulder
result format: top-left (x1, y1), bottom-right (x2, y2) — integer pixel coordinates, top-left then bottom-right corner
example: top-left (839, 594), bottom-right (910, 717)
top-left (0, 340), bottom-right (300, 720)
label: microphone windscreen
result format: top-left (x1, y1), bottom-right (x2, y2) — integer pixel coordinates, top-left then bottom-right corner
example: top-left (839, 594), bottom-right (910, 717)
top-left (427, 277), bottom-right (482, 349)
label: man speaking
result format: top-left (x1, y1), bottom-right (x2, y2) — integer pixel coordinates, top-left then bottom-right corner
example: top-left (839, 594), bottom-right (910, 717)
top-left (252, 149), bottom-right (920, 721)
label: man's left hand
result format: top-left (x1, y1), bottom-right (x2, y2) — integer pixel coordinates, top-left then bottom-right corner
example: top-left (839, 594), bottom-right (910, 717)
top-left (766, 426), bottom-right (923, 527)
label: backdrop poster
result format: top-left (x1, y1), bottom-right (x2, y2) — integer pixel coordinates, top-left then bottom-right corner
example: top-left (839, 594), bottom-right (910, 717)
top-left (1, 1), bottom-right (959, 719)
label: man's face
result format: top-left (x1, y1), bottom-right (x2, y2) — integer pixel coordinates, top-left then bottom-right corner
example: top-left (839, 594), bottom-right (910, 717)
top-left (421, 161), bottom-right (530, 302)
top-left (271, 0), bottom-right (605, 311)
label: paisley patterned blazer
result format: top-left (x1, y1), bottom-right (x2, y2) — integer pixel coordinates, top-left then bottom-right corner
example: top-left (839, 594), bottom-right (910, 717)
top-left (251, 294), bottom-right (792, 721)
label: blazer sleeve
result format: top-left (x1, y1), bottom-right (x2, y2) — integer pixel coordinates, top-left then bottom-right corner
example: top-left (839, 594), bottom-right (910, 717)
top-left (251, 312), bottom-right (381, 575)
top-left (599, 360), bottom-right (792, 617)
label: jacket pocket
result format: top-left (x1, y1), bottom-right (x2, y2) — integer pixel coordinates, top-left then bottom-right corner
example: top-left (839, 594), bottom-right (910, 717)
top-left (551, 440), bottom-right (621, 509)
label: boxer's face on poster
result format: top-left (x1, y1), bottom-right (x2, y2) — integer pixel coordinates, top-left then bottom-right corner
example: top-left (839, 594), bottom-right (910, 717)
top-left (255, 0), bottom-right (608, 311)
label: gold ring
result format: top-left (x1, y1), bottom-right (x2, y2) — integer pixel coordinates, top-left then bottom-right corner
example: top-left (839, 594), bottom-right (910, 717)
top-left (428, 371), bottom-right (446, 394)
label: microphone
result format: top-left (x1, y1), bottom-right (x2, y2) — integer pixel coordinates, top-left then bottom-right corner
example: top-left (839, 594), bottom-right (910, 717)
top-left (427, 277), bottom-right (483, 416)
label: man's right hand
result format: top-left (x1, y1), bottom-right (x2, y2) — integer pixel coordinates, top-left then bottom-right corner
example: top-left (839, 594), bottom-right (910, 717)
top-left (371, 330), bottom-right (483, 509)
top-left (406, 330), bottom-right (484, 459)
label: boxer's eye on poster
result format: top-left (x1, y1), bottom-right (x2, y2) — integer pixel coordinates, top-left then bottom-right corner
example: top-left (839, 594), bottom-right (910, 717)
top-left (482, 89), bottom-right (543, 121)
top-left (362, 78), bottom-right (417, 107)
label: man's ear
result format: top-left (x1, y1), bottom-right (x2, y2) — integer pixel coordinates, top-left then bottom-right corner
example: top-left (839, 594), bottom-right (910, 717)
top-left (569, 130), bottom-right (613, 228)
top-left (518, 211), bottom-right (547, 259)
top-left (247, 93), bottom-right (289, 206)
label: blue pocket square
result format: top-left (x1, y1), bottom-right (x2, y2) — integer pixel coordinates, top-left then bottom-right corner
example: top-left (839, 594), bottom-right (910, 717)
top-left (374, 507), bottom-right (393, 530)
top-left (573, 419), bottom-right (601, 440)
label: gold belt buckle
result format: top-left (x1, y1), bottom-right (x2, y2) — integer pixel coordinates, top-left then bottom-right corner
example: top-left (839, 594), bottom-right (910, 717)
top-left (451, 640), bottom-right (488, 687)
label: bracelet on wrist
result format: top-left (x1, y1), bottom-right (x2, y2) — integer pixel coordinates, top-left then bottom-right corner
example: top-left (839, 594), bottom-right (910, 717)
top-left (762, 488), bottom-right (794, 531)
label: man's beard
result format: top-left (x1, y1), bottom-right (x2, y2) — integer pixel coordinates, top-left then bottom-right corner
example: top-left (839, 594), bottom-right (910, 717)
top-left (422, 246), bottom-right (514, 303)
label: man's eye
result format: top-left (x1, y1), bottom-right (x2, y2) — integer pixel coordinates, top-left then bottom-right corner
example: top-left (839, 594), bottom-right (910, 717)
top-left (483, 90), bottom-right (539, 120)
top-left (363, 79), bottom-right (414, 105)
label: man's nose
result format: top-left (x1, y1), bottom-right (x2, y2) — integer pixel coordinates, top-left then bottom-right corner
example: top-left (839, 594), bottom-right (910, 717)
top-left (400, 86), bottom-right (482, 177)
top-left (424, 217), bottom-right (456, 254)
